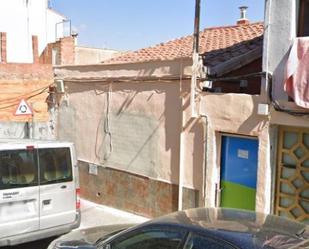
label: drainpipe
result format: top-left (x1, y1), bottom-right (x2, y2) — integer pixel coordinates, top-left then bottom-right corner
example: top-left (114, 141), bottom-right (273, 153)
top-left (200, 114), bottom-right (209, 207)
top-left (178, 115), bottom-right (185, 211)
top-left (264, 0), bottom-right (273, 215)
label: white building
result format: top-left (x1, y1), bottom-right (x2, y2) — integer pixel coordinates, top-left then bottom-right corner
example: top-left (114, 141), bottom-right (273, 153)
top-left (0, 0), bottom-right (67, 63)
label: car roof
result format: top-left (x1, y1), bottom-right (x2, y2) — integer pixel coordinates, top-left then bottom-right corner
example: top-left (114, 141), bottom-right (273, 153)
top-left (142, 208), bottom-right (309, 248)
top-left (53, 208), bottom-right (309, 249)
top-left (150, 208), bottom-right (309, 234)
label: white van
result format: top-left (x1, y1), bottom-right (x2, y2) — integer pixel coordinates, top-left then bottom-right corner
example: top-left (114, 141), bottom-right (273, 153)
top-left (0, 139), bottom-right (80, 246)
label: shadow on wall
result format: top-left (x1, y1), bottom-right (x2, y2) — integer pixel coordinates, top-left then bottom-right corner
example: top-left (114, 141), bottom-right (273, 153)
top-left (181, 83), bottom-right (205, 195)
top-left (272, 50), bottom-right (290, 101)
top-left (58, 79), bottom-right (206, 212)
top-left (237, 95), bottom-right (269, 135)
top-left (57, 81), bottom-right (183, 212)
top-left (59, 81), bottom-right (183, 181)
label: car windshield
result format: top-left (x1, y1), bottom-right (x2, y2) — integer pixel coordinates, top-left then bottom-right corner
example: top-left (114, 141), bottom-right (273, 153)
top-left (95, 229), bottom-right (128, 246)
top-left (97, 227), bottom-right (186, 249)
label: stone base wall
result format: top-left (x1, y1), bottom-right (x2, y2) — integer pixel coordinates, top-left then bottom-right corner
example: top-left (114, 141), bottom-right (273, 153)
top-left (78, 160), bottom-right (199, 217)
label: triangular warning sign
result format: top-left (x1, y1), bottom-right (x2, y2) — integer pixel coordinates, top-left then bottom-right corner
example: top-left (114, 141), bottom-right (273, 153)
top-left (15, 99), bottom-right (33, 116)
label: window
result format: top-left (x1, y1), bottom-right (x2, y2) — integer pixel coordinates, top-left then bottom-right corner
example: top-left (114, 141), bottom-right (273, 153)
top-left (184, 233), bottom-right (236, 249)
top-left (0, 149), bottom-right (37, 190)
top-left (39, 147), bottom-right (72, 185)
top-left (104, 228), bottom-right (185, 249)
top-left (298, 0), bottom-right (309, 36)
top-left (0, 147), bottom-right (73, 189)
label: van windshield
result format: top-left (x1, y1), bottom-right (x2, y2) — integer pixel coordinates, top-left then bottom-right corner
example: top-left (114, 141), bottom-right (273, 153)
top-left (39, 147), bottom-right (73, 185)
top-left (0, 149), bottom-right (37, 190)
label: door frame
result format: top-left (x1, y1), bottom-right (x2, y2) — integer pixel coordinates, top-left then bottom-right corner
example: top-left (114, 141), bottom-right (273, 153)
top-left (216, 133), bottom-right (259, 209)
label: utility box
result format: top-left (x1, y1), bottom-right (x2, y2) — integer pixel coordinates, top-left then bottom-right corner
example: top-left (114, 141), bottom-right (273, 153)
top-left (257, 103), bottom-right (269, 116)
top-left (55, 79), bottom-right (65, 93)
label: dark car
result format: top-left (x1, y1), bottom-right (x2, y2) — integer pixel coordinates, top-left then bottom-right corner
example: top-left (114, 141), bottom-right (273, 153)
top-left (51, 207), bottom-right (309, 249)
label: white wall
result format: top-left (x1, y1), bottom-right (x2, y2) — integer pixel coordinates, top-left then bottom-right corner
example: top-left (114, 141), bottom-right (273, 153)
top-left (263, 0), bottom-right (297, 100)
top-left (0, 0), bottom-right (65, 63)
top-left (75, 47), bottom-right (122, 64)
top-left (47, 8), bottom-right (66, 43)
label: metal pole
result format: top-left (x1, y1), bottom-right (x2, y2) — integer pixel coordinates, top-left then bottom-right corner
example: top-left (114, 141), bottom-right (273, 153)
top-left (31, 103), bottom-right (34, 139)
top-left (193, 0), bottom-right (200, 55)
top-left (190, 0), bottom-right (200, 118)
top-left (179, 0), bottom-right (201, 211)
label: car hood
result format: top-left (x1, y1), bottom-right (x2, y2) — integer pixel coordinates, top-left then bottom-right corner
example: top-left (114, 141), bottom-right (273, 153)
top-left (48, 224), bottom-right (134, 249)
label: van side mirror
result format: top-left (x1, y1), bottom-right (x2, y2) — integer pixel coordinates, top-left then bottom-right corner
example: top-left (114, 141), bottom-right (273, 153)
top-left (54, 240), bottom-right (96, 249)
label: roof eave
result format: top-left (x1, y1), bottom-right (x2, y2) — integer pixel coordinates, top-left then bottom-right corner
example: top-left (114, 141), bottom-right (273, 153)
top-left (206, 46), bottom-right (262, 77)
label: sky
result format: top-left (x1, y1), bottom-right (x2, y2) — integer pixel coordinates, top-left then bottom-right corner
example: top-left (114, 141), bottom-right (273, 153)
top-left (51, 0), bottom-right (265, 52)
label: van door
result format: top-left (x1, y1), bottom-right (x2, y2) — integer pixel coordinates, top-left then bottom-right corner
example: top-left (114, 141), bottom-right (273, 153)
top-left (38, 145), bottom-right (77, 229)
top-left (0, 147), bottom-right (39, 238)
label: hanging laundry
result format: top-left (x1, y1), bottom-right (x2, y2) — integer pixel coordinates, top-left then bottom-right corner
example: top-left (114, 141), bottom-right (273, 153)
top-left (284, 37), bottom-right (309, 109)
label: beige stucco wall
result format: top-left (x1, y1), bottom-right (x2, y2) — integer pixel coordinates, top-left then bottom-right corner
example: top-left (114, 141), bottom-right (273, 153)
top-left (58, 81), bottom-right (182, 183)
top-left (75, 46), bottom-right (121, 64)
top-left (180, 81), bottom-right (205, 193)
top-left (54, 58), bottom-right (192, 80)
top-left (55, 57), bottom-right (300, 214)
top-left (55, 58), bottom-right (204, 196)
top-left (200, 93), bottom-right (271, 213)
top-left (270, 102), bottom-right (309, 128)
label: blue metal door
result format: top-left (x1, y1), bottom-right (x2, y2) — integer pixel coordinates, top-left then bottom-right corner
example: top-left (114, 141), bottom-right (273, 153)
top-left (220, 136), bottom-right (258, 210)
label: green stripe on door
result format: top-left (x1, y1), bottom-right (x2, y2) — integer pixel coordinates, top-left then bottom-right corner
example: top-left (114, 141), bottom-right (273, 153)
top-left (220, 181), bottom-right (256, 211)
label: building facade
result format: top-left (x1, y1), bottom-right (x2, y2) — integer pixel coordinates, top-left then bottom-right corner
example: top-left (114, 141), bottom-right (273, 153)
top-left (262, 0), bottom-right (309, 222)
top-left (54, 21), bottom-right (265, 217)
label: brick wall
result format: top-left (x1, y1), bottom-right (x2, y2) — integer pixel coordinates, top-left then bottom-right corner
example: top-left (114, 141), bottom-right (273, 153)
top-left (59, 37), bottom-right (75, 65)
top-left (0, 32), bottom-right (53, 122)
top-left (40, 36), bottom-right (75, 65)
top-left (0, 32), bottom-right (7, 63)
top-left (0, 33), bottom-right (75, 123)
top-left (0, 67), bottom-right (53, 121)
top-left (78, 160), bottom-right (199, 217)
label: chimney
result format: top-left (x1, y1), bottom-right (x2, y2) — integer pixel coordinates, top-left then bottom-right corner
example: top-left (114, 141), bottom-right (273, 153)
top-left (237, 6), bottom-right (250, 25)
top-left (71, 31), bottom-right (78, 46)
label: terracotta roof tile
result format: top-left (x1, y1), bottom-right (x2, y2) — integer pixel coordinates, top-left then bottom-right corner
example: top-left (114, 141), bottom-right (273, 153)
top-left (103, 22), bottom-right (264, 65)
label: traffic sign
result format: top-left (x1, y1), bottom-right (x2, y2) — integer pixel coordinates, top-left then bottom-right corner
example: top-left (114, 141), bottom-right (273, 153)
top-left (15, 99), bottom-right (33, 116)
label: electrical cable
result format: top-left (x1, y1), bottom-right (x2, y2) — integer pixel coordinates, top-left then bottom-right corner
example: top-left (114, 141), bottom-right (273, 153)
top-left (267, 73), bottom-right (309, 116)
top-left (103, 83), bottom-right (113, 161)
top-left (0, 84), bottom-right (51, 103)
top-left (0, 84), bottom-right (51, 110)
